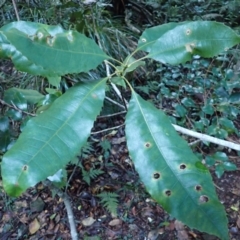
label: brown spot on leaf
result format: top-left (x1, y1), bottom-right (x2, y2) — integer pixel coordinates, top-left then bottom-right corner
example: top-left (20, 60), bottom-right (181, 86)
top-left (22, 165), bottom-right (28, 171)
top-left (165, 190), bottom-right (171, 197)
top-left (153, 172), bottom-right (160, 179)
top-left (179, 164), bottom-right (186, 169)
top-left (195, 185), bottom-right (202, 191)
top-left (145, 142), bottom-right (151, 148)
top-left (185, 29), bottom-right (192, 35)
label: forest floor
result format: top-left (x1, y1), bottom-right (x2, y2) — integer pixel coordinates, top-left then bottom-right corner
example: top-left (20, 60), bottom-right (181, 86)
top-left (0, 114), bottom-right (240, 240)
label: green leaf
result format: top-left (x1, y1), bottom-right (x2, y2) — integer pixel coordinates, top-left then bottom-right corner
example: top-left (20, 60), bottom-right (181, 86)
top-left (212, 152), bottom-right (229, 162)
top-left (219, 118), bottom-right (236, 133)
top-left (97, 192), bottom-right (119, 216)
top-left (228, 93), bottom-right (240, 103)
top-left (174, 104), bottom-right (187, 117)
top-left (4, 88), bottom-right (27, 110)
top-left (6, 87), bottom-right (44, 105)
top-left (123, 56), bottom-right (145, 75)
top-left (223, 162), bottom-right (237, 171)
top-left (2, 79), bottom-right (107, 196)
top-left (215, 164), bottom-right (225, 178)
top-left (111, 77), bottom-right (126, 88)
top-left (140, 21), bottom-right (240, 65)
top-left (47, 169), bottom-right (67, 189)
top-left (81, 168), bottom-right (104, 186)
top-left (47, 76), bottom-right (61, 87)
top-left (138, 22), bottom-right (185, 52)
top-left (5, 109), bottom-right (22, 121)
top-left (0, 21), bottom-right (109, 77)
top-left (125, 91), bottom-right (228, 239)
top-left (0, 116), bottom-right (10, 152)
top-left (202, 103), bottom-right (214, 115)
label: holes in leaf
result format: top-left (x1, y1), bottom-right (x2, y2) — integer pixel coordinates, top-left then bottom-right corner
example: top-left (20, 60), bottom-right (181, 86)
top-left (22, 165), bottom-right (28, 171)
top-left (46, 36), bottom-right (55, 46)
top-left (37, 32), bottom-right (44, 40)
top-left (185, 43), bottom-right (195, 53)
top-left (199, 195), bottom-right (209, 204)
top-left (195, 185), bottom-right (202, 191)
top-left (165, 190), bottom-right (171, 197)
top-left (185, 29), bottom-right (192, 35)
top-left (28, 35), bottom-right (36, 41)
top-left (142, 38), bottom-right (147, 43)
top-left (153, 172), bottom-right (160, 179)
top-left (67, 31), bottom-right (73, 42)
top-left (144, 142), bottom-right (151, 148)
top-left (179, 164), bottom-right (186, 170)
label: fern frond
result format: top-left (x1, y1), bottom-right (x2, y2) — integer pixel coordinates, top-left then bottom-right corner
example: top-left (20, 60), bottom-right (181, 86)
top-left (97, 191), bottom-right (119, 216)
top-left (81, 168), bottom-right (104, 185)
top-left (81, 141), bottom-right (95, 158)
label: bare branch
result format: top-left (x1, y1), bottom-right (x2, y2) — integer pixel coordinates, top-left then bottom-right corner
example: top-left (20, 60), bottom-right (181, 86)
top-left (0, 99), bottom-right (36, 117)
top-left (12, 0), bottom-right (20, 21)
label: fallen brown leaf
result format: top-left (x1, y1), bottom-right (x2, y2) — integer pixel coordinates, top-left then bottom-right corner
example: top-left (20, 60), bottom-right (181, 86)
top-left (82, 216), bottom-right (96, 226)
top-left (108, 218), bottom-right (122, 226)
top-left (29, 218), bottom-right (40, 235)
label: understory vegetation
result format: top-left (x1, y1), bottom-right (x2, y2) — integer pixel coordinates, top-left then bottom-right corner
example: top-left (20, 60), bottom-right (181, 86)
top-left (0, 1), bottom-right (240, 240)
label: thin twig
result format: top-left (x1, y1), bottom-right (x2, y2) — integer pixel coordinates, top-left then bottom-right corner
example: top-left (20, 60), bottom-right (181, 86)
top-left (0, 99), bottom-right (36, 117)
top-left (91, 9), bottom-right (128, 108)
top-left (65, 157), bottom-right (81, 193)
top-left (105, 96), bottom-right (126, 110)
top-left (97, 110), bottom-right (126, 119)
top-left (12, 0), bottom-right (20, 21)
top-left (61, 192), bottom-right (78, 240)
top-left (44, 180), bottom-right (78, 240)
top-left (188, 139), bottom-right (201, 146)
top-left (91, 123), bottom-right (125, 135)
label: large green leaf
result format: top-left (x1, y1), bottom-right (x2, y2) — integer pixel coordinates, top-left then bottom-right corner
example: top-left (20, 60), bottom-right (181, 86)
top-left (139, 21), bottom-right (240, 65)
top-left (138, 22), bottom-right (185, 52)
top-left (4, 87), bottom-right (44, 105)
top-left (125, 91), bottom-right (228, 239)
top-left (2, 79), bottom-right (107, 196)
top-left (0, 21), bottom-right (109, 77)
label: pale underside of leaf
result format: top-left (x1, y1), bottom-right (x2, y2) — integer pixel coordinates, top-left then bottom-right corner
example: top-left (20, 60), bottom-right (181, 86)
top-left (125, 91), bottom-right (228, 239)
top-left (2, 79), bottom-right (107, 196)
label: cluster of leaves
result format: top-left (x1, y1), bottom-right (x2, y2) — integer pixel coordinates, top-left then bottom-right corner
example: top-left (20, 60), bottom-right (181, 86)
top-left (135, 54), bottom-right (240, 178)
top-left (146, 56), bottom-right (240, 138)
top-left (1, 1), bottom-right (240, 239)
top-left (1, 20), bottom-right (239, 240)
top-left (144, 0), bottom-right (240, 26)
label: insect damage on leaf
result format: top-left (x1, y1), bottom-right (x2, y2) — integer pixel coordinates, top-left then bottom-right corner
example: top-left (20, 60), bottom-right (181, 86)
top-left (185, 43), bottom-right (196, 53)
top-left (199, 195), bottom-right (209, 204)
top-left (165, 190), bottom-right (172, 197)
top-left (195, 185), bottom-right (202, 191)
top-left (153, 172), bottom-right (161, 179)
top-left (22, 165), bottom-right (28, 171)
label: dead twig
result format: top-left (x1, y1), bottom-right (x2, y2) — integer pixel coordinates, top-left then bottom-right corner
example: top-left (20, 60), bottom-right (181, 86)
top-left (0, 99), bottom-right (36, 117)
top-left (12, 0), bottom-right (20, 21)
